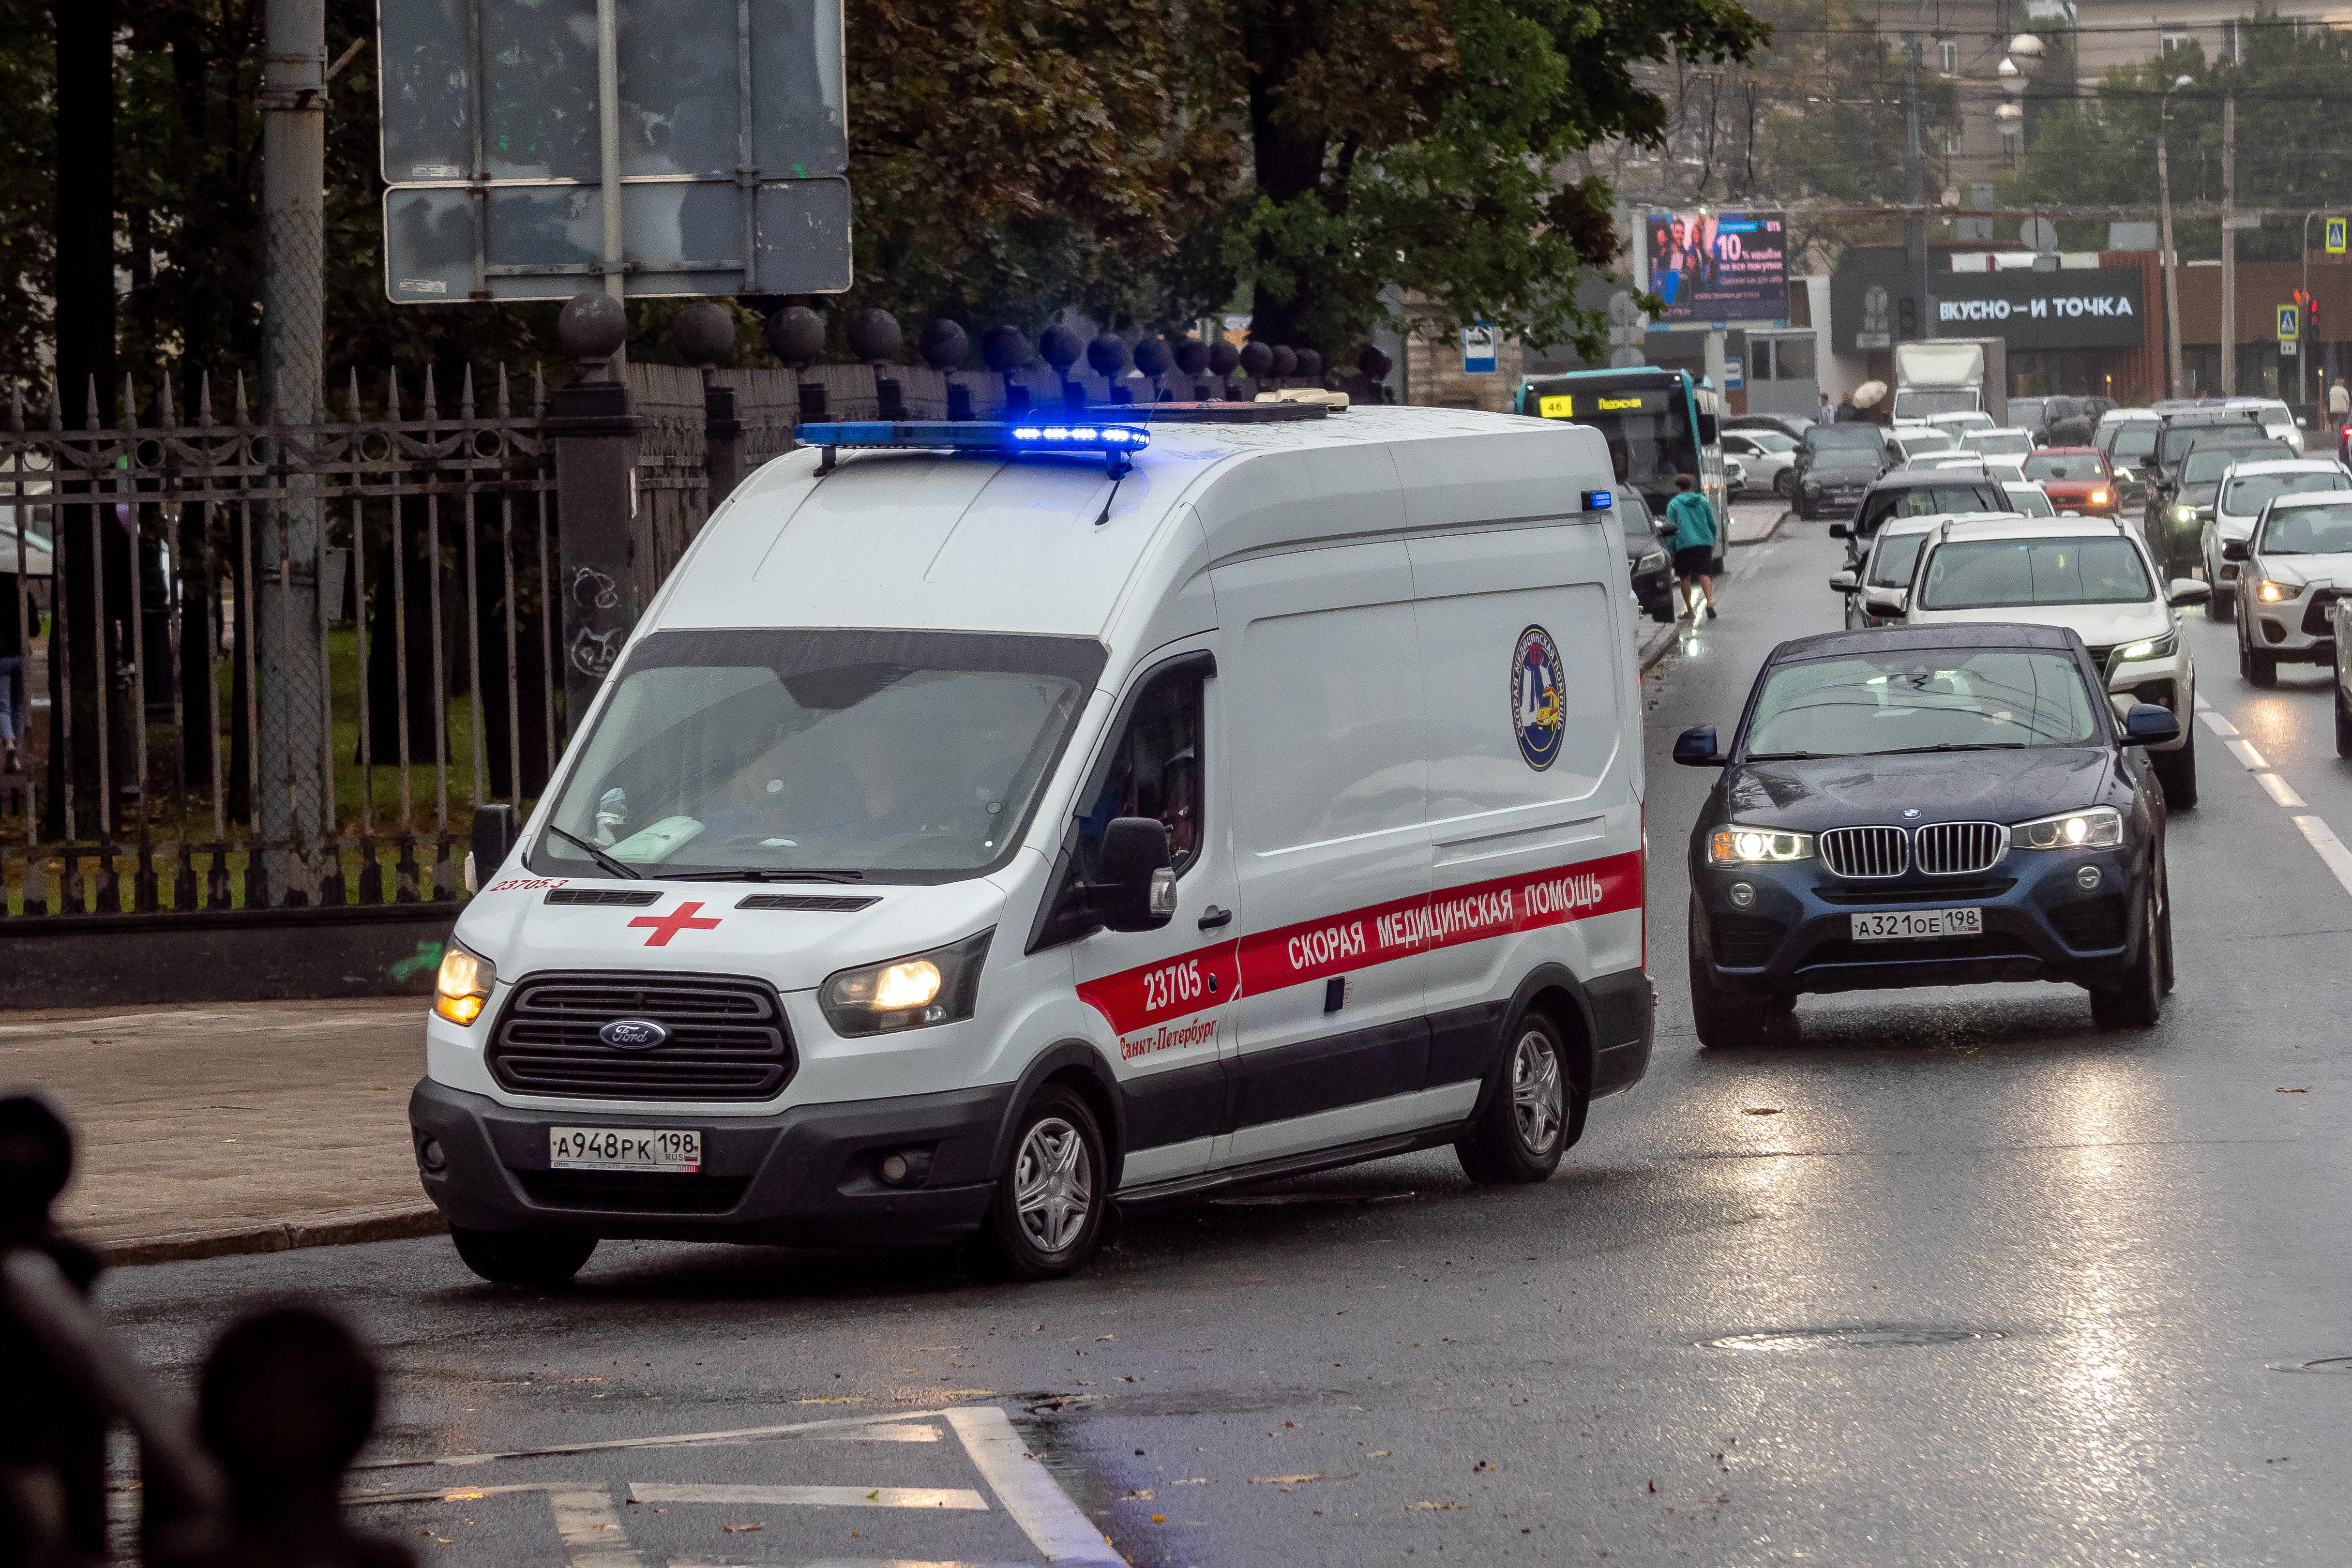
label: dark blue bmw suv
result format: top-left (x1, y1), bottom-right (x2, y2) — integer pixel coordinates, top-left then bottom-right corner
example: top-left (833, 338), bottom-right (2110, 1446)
top-left (1676, 623), bottom-right (2179, 1047)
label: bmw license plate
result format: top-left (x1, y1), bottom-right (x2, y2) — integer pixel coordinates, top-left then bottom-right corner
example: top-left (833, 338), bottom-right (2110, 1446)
top-left (1850, 907), bottom-right (1983, 942)
top-left (550, 1127), bottom-right (702, 1174)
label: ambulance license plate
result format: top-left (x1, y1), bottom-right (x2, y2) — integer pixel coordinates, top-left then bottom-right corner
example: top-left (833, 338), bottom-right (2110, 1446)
top-left (550, 1127), bottom-right (702, 1173)
top-left (1849, 907), bottom-right (1983, 942)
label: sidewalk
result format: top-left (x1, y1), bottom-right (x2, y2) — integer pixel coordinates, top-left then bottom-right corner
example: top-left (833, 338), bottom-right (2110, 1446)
top-left (1, 998), bottom-right (443, 1264)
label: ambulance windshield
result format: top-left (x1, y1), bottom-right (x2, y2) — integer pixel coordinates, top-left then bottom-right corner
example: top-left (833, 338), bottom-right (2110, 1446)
top-left (532, 629), bottom-right (1106, 882)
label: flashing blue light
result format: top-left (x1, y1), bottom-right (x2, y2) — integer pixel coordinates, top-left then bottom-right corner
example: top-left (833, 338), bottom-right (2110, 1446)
top-left (1583, 488), bottom-right (1614, 512)
top-left (798, 422), bottom-right (1149, 477)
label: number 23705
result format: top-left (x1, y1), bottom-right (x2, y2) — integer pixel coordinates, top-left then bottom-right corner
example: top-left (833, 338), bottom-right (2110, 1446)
top-left (1141, 958), bottom-right (1210, 1014)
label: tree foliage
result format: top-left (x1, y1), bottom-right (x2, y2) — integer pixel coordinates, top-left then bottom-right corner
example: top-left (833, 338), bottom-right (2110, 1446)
top-left (2004, 22), bottom-right (2352, 263)
top-left (3, 0), bottom-right (1768, 390)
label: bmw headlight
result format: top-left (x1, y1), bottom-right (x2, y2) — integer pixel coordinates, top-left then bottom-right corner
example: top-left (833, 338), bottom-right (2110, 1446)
top-left (2256, 579), bottom-right (2306, 602)
top-left (2113, 631), bottom-right (2179, 663)
top-left (820, 929), bottom-right (993, 1037)
top-left (1707, 826), bottom-right (1816, 865)
top-left (2011, 806), bottom-right (2124, 850)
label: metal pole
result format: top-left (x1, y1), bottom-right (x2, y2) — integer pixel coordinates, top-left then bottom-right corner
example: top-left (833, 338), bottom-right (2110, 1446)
top-left (2159, 96), bottom-right (2184, 399)
top-left (2304, 210), bottom-right (2317, 408)
top-left (2220, 91), bottom-right (2236, 398)
top-left (597, 0), bottom-right (624, 307)
top-left (258, 0), bottom-right (326, 901)
top-left (1903, 23), bottom-right (1930, 344)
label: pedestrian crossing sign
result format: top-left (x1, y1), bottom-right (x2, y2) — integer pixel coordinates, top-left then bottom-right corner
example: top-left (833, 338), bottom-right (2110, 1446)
top-left (2280, 303), bottom-right (2301, 341)
top-left (2330, 217), bottom-right (2348, 255)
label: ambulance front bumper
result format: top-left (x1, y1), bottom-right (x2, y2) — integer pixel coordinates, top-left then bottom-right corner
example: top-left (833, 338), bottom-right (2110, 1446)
top-left (408, 1077), bottom-right (1009, 1246)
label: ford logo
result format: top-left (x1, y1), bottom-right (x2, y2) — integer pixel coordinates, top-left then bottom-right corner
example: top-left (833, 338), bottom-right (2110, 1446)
top-left (598, 1019), bottom-right (670, 1051)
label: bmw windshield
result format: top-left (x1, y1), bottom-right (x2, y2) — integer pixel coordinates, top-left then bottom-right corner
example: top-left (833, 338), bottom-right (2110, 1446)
top-left (530, 629), bottom-right (1104, 882)
top-left (1744, 649), bottom-right (2100, 759)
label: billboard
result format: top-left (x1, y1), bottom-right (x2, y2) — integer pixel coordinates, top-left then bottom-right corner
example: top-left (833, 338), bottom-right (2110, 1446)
top-left (1644, 211), bottom-right (1788, 323)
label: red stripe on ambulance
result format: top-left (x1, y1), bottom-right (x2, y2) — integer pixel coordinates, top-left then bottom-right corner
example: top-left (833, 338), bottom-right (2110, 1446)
top-left (1076, 850), bottom-right (1642, 1045)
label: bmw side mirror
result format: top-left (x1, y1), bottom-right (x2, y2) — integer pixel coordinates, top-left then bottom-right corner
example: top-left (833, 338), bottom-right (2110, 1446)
top-left (1830, 571), bottom-right (1858, 593)
top-left (1828, 522), bottom-right (1849, 539)
top-left (1673, 726), bottom-right (1724, 767)
top-left (2123, 705), bottom-right (2181, 747)
top-left (468, 804), bottom-right (517, 894)
top-left (1089, 817), bottom-right (1176, 932)
top-left (2222, 540), bottom-right (2249, 562)
top-left (2168, 578), bottom-right (2212, 606)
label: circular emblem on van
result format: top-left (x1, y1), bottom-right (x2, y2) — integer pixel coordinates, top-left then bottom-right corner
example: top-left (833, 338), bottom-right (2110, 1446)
top-left (598, 1019), bottom-right (670, 1051)
top-left (1512, 625), bottom-right (1566, 771)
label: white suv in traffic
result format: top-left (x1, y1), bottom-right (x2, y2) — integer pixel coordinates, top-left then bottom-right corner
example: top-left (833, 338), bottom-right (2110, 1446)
top-left (1894, 515), bottom-right (2210, 807)
top-left (2201, 457), bottom-right (2352, 619)
top-left (2233, 488), bottom-right (2352, 686)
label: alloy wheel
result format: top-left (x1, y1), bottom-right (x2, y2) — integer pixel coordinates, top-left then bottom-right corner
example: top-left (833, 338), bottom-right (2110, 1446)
top-left (1509, 1028), bottom-right (1565, 1156)
top-left (1013, 1116), bottom-right (1093, 1255)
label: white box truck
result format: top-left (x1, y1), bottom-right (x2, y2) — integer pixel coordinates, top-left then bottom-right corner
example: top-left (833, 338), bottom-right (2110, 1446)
top-left (1893, 339), bottom-right (2008, 424)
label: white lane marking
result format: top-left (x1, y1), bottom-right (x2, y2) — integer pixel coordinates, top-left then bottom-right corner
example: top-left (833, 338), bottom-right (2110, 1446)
top-left (354, 1414), bottom-right (950, 1473)
top-left (670, 1559), bottom-right (1033, 1568)
top-left (2200, 709), bottom-right (2241, 737)
top-left (946, 1406), bottom-right (1127, 1567)
top-left (2259, 771), bottom-right (2310, 808)
top-left (548, 1488), bottom-right (646, 1567)
top-left (2226, 737), bottom-right (2269, 770)
top-left (629, 1482), bottom-right (987, 1510)
top-left (2296, 816), bottom-right (2352, 898)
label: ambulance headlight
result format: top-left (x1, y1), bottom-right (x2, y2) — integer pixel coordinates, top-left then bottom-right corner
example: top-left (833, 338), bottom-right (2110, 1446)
top-left (820, 929), bottom-right (994, 1037)
top-left (434, 939), bottom-right (496, 1026)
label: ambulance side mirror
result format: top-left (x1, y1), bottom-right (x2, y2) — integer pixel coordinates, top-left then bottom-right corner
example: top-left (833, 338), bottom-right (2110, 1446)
top-left (1088, 817), bottom-right (1176, 933)
top-left (469, 805), bottom-right (517, 894)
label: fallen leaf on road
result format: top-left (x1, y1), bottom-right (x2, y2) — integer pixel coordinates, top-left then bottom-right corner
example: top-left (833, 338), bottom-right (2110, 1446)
top-left (1097, 1334), bottom-right (1115, 1342)
top-left (2278, 1086), bottom-right (2310, 1093)
top-left (1170, 1478), bottom-right (1215, 1485)
top-left (1740, 1107), bottom-right (1781, 1116)
top-left (722, 1522), bottom-right (763, 1534)
top-left (1368, 1450), bottom-right (1392, 1458)
top-left (864, 1490), bottom-right (879, 1501)
top-left (1151, 1514), bottom-right (1167, 1523)
top-left (1126, 1489), bottom-right (1155, 1500)
top-left (567, 1377), bottom-right (605, 1384)
top-left (1407, 1501), bottom-right (1462, 1511)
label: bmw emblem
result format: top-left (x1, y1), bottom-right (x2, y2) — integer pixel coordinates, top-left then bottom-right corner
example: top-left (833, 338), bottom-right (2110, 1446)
top-left (1901, 808), bottom-right (1921, 819)
top-left (598, 1019), bottom-right (670, 1050)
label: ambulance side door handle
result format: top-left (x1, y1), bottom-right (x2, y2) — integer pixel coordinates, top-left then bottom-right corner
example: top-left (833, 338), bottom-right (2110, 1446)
top-left (1197, 905), bottom-right (1232, 930)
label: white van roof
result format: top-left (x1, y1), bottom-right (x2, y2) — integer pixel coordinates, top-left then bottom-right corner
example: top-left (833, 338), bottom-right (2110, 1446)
top-left (648, 407), bottom-right (1610, 646)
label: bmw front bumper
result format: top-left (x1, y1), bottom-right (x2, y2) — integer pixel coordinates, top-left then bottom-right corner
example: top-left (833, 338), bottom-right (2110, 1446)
top-left (1692, 848), bottom-right (2149, 998)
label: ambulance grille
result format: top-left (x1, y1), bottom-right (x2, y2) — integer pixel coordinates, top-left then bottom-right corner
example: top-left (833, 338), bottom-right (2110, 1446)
top-left (487, 972), bottom-right (794, 1101)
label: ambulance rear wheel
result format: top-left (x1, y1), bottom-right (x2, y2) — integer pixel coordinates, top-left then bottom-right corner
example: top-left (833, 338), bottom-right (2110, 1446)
top-left (449, 1226), bottom-right (597, 1288)
top-left (975, 1086), bottom-right (1108, 1281)
top-left (1456, 1012), bottom-right (1582, 1184)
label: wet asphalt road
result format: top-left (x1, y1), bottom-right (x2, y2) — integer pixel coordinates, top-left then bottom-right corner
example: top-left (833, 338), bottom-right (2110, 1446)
top-left (98, 517), bottom-right (2352, 1567)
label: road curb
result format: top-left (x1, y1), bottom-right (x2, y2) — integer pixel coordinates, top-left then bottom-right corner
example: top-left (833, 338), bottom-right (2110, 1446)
top-left (1729, 506), bottom-right (1792, 547)
top-left (1638, 618), bottom-right (1683, 673)
top-left (100, 1202), bottom-right (447, 1267)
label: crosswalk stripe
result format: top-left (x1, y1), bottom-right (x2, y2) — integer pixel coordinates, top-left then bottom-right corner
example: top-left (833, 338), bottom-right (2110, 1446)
top-left (946, 1408), bottom-right (1126, 1567)
top-left (628, 1483), bottom-right (987, 1509)
top-left (548, 1487), bottom-right (647, 1567)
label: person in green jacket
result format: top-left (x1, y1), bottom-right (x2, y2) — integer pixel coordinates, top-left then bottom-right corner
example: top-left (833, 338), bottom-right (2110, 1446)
top-left (1665, 472), bottom-right (1719, 621)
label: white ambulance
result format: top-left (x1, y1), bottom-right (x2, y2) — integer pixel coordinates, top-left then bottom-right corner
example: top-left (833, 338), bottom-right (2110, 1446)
top-left (411, 403), bottom-right (1653, 1285)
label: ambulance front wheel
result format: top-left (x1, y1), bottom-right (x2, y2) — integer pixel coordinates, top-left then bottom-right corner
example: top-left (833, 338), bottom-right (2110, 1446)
top-left (974, 1085), bottom-right (1110, 1281)
top-left (450, 1226), bottom-right (597, 1287)
top-left (1456, 1011), bottom-right (1583, 1184)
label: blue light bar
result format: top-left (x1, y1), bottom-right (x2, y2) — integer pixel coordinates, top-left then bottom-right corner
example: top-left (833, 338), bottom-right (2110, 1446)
top-left (1582, 488), bottom-right (1614, 512)
top-left (798, 421), bottom-right (1147, 454)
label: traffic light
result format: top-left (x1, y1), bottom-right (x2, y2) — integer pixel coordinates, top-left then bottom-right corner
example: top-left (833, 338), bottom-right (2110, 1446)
top-left (1897, 296), bottom-right (1919, 339)
top-left (2309, 291), bottom-right (2322, 345)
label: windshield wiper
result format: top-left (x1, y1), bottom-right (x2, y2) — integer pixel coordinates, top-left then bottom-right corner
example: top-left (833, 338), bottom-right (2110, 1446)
top-left (545, 824), bottom-right (641, 880)
top-left (667, 868), bottom-right (867, 883)
top-left (1743, 750), bottom-right (1836, 760)
top-left (1873, 741), bottom-right (2030, 755)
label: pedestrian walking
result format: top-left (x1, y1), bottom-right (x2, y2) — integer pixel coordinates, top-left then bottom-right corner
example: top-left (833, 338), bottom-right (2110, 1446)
top-left (1666, 472), bottom-right (1719, 620)
top-left (2329, 376), bottom-right (2348, 438)
top-left (1833, 392), bottom-right (1860, 423)
top-left (0, 570), bottom-right (31, 777)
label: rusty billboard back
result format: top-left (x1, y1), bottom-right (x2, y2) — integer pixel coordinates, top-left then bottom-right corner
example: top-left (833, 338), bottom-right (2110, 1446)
top-left (376, 0), bottom-right (851, 302)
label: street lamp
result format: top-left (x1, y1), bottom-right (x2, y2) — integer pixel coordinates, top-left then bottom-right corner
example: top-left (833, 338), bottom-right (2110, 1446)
top-left (2157, 74), bottom-right (2193, 398)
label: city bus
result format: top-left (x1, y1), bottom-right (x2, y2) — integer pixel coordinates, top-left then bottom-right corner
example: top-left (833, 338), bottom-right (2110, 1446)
top-left (1516, 368), bottom-right (1726, 570)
